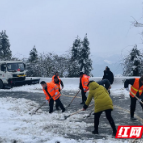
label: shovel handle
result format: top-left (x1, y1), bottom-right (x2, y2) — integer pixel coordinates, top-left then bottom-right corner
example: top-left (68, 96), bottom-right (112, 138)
top-left (130, 91), bottom-right (143, 105)
top-left (64, 109), bottom-right (83, 120)
top-left (86, 107), bottom-right (94, 119)
top-left (66, 90), bottom-right (80, 108)
top-left (65, 103), bottom-right (94, 120)
top-left (30, 102), bottom-right (46, 115)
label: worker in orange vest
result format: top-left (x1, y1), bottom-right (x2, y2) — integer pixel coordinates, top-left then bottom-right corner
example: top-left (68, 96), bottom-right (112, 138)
top-left (52, 76), bottom-right (64, 110)
top-left (124, 76), bottom-right (143, 120)
top-left (79, 71), bottom-right (90, 104)
top-left (52, 71), bottom-right (59, 81)
top-left (40, 81), bottom-right (65, 113)
top-left (52, 76), bottom-right (64, 92)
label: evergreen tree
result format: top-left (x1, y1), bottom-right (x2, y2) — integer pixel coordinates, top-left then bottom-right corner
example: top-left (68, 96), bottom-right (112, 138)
top-left (27, 46), bottom-right (39, 77)
top-left (79, 34), bottom-right (92, 75)
top-left (68, 37), bottom-right (81, 77)
top-left (123, 45), bottom-right (143, 76)
top-left (0, 30), bottom-right (12, 60)
top-left (28, 46), bottom-right (38, 63)
top-left (68, 34), bottom-right (92, 77)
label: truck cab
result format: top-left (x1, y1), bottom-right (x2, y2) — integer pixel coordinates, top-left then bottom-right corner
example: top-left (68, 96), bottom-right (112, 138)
top-left (0, 61), bottom-right (39, 89)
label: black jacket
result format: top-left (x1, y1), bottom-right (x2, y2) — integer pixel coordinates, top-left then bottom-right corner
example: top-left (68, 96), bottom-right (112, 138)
top-left (79, 78), bottom-right (82, 90)
top-left (97, 79), bottom-right (111, 90)
top-left (124, 79), bottom-right (135, 88)
top-left (102, 70), bottom-right (114, 84)
top-left (124, 78), bottom-right (143, 88)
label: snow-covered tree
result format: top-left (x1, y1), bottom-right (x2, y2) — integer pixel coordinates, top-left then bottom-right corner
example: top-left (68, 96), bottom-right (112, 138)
top-left (79, 34), bottom-right (92, 75)
top-left (37, 53), bottom-right (46, 77)
top-left (26, 46), bottom-right (40, 77)
top-left (68, 37), bottom-right (81, 77)
top-left (41, 53), bottom-right (55, 77)
top-left (53, 54), bottom-right (69, 77)
top-left (0, 30), bottom-right (12, 60)
top-left (123, 45), bottom-right (143, 76)
top-left (30, 52), bottom-right (69, 77)
top-left (28, 46), bottom-right (38, 63)
top-left (68, 34), bottom-right (92, 77)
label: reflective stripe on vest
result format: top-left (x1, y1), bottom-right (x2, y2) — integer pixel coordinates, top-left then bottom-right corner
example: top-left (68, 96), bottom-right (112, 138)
top-left (130, 78), bottom-right (143, 97)
top-left (131, 86), bottom-right (142, 92)
top-left (50, 88), bottom-right (55, 92)
top-left (44, 82), bottom-right (61, 101)
top-left (52, 92), bottom-right (61, 100)
top-left (54, 93), bottom-right (61, 100)
top-left (130, 90), bottom-right (136, 96)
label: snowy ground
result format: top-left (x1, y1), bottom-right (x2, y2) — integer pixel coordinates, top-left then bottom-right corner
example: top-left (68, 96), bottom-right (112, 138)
top-left (0, 97), bottom-right (130, 143)
top-left (0, 77), bottom-right (142, 143)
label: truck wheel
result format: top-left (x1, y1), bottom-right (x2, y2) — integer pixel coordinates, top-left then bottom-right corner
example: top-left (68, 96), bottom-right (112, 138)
top-left (0, 80), bottom-right (4, 89)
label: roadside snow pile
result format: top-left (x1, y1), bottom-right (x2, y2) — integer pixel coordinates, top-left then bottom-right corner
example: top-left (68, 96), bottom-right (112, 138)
top-left (0, 84), bottom-right (43, 93)
top-left (0, 97), bottom-right (128, 143)
top-left (110, 88), bottom-right (130, 98)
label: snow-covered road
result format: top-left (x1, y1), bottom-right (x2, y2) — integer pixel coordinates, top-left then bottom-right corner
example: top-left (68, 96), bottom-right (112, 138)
top-left (0, 77), bottom-right (141, 143)
top-left (0, 97), bottom-right (129, 143)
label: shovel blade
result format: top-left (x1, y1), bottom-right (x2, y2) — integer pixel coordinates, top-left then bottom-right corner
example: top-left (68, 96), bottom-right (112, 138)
top-left (64, 115), bottom-right (70, 120)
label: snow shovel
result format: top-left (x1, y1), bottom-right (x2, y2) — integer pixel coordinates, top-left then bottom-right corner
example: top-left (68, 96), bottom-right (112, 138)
top-left (130, 91), bottom-right (143, 105)
top-left (66, 89), bottom-right (80, 108)
top-left (64, 103), bottom-right (94, 120)
top-left (84, 107), bottom-right (94, 119)
top-left (29, 101), bottom-right (46, 115)
top-left (64, 108), bottom-right (83, 120)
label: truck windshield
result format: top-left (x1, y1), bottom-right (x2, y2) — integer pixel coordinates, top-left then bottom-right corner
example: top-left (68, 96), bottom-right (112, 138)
top-left (7, 63), bottom-right (25, 72)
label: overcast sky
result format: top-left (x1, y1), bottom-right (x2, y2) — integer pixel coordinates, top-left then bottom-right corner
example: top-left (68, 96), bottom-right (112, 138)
top-left (0, 0), bottom-right (143, 59)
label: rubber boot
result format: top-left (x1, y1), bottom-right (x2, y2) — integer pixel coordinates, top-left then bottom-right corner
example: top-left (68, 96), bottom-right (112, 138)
top-left (92, 130), bottom-right (99, 134)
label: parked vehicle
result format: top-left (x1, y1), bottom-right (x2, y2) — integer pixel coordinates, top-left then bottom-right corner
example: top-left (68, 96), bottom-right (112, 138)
top-left (0, 61), bottom-right (40, 89)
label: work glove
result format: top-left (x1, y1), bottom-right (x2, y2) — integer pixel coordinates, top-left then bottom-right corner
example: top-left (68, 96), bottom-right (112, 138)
top-left (125, 88), bottom-right (129, 92)
top-left (83, 104), bottom-right (88, 110)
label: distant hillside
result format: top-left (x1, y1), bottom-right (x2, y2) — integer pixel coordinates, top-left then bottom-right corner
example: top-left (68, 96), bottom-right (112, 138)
top-left (91, 54), bottom-right (123, 77)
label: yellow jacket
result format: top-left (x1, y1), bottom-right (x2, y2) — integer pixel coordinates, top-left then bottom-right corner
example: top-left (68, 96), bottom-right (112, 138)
top-left (85, 82), bottom-right (113, 113)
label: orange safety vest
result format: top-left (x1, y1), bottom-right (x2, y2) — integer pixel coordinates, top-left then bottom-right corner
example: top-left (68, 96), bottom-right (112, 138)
top-left (43, 82), bottom-right (61, 101)
top-left (130, 78), bottom-right (143, 98)
top-left (52, 75), bottom-right (60, 81)
top-left (52, 79), bottom-right (61, 90)
top-left (80, 74), bottom-right (90, 92)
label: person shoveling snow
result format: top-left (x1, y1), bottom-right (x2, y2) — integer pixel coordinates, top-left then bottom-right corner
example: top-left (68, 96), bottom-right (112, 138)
top-left (40, 81), bottom-right (65, 113)
top-left (83, 81), bottom-right (117, 137)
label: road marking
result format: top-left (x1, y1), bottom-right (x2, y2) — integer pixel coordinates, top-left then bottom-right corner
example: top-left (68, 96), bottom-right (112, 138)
top-left (62, 94), bottom-right (81, 98)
